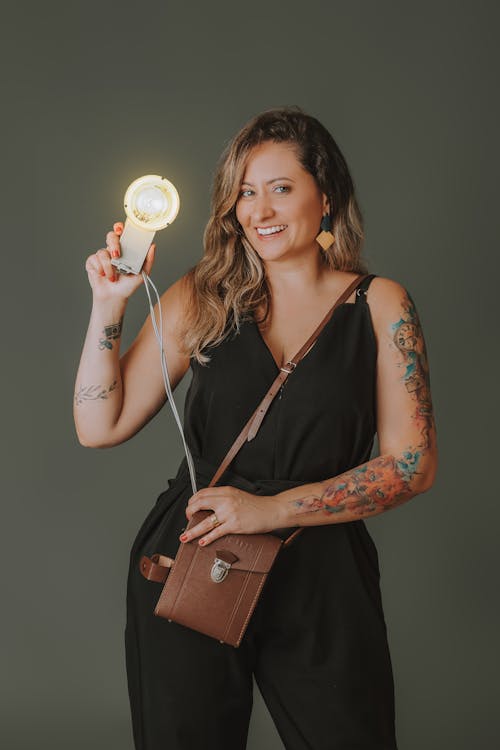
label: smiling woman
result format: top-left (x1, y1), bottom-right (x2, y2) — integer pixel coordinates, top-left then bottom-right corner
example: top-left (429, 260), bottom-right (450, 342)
top-left (76, 105), bottom-right (436, 750)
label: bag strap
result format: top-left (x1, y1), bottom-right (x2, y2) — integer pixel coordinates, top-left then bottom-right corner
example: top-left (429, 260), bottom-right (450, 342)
top-left (140, 273), bottom-right (371, 581)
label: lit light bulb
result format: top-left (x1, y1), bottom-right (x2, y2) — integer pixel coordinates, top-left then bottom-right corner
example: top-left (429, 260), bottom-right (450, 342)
top-left (111, 174), bottom-right (180, 275)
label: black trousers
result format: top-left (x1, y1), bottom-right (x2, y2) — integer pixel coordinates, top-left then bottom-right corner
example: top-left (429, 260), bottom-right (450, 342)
top-left (124, 465), bottom-right (398, 750)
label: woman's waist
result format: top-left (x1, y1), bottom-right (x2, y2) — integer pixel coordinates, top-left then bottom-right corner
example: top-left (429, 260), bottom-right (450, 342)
top-left (169, 453), bottom-right (308, 496)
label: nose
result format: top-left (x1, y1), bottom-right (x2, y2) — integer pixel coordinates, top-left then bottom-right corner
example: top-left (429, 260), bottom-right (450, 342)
top-left (252, 193), bottom-right (275, 223)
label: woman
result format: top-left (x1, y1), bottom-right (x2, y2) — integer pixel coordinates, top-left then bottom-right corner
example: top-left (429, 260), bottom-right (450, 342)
top-left (74, 106), bottom-right (438, 750)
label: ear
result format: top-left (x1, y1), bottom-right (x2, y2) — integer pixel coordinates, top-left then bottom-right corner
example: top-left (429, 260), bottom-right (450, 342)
top-left (321, 193), bottom-right (330, 214)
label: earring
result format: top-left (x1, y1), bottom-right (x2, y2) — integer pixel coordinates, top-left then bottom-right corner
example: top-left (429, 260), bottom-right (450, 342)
top-left (316, 213), bottom-right (335, 251)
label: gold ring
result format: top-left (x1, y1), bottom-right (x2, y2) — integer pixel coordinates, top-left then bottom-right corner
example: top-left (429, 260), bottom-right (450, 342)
top-left (210, 513), bottom-right (221, 528)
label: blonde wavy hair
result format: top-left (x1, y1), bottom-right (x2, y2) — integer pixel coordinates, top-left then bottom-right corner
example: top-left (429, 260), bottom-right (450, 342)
top-left (178, 106), bottom-right (368, 365)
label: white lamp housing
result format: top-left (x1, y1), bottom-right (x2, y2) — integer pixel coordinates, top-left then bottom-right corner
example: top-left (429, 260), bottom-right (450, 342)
top-left (111, 174), bottom-right (180, 275)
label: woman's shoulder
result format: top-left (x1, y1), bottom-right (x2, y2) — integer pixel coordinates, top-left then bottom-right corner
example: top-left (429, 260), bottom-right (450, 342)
top-left (359, 274), bottom-right (420, 345)
top-left (363, 274), bottom-right (413, 310)
top-left (328, 270), bottom-right (408, 308)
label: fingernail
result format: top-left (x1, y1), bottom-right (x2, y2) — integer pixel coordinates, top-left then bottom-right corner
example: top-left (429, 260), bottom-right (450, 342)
top-left (112, 249), bottom-right (119, 258)
top-left (100, 270), bottom-right (106, 276)
top-left (180, 534), bottom-right (188, 542)
top-left (199, 539), bottom-right (206, 546)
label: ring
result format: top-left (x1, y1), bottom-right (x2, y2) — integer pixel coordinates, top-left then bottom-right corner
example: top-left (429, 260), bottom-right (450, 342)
top-left (210, 513), bottom-right (221, 528)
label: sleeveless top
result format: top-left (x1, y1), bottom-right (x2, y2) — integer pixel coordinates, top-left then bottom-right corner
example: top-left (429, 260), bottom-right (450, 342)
top-left (182, 274), bottom-right (377, 486)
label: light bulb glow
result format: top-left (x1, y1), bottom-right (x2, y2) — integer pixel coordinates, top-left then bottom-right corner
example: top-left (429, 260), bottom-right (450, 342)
top-left (124, 174), bottom-right (180, 231)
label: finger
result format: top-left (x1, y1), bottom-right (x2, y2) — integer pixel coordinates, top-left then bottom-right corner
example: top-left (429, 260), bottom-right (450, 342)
top-left (180, 518), bottom-right (228, 546)
top-left (195, 524), bottom-right (228, 547)
top-left (85, 255), bottom-right (106, 277)
top-left (187, 486), bottom-right (226, 509)
top-left (113, 221), bottom-right (124, 235)
top-left (86, 265), bottom-right (105, 279)
top-left (186, 493), bottom-right (221, 520)
top-left (96, 248), bottom-right (116, 281)
top-left (106, 230), bottom-right (121, 257)
top-left (182, 517), bottom-right (213, 541)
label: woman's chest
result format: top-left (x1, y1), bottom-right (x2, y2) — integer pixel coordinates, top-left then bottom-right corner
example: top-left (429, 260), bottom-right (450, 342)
top-left (187, 304), bottom-right (377, 421)
top-left (255, 303), bottom-right (358, 370)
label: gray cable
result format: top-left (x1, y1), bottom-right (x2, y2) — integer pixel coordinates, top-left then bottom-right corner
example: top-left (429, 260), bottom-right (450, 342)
top-left (141, 270), bottom-right (198, 496)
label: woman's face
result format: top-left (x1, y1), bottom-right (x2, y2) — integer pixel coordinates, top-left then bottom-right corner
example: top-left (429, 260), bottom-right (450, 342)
top-left (235, 141), bottom-right (328, 262)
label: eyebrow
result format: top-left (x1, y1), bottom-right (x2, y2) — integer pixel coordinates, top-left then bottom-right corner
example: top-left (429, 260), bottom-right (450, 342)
top-left (241, 177), bottom-right (295, 186)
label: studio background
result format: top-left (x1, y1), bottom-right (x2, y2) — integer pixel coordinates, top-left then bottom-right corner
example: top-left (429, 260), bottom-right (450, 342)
top-left (3, 1), bottom-right (498, 748)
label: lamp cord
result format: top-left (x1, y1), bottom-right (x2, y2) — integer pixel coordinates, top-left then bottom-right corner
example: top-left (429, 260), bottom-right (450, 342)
top-left (141, 270), bottom-right (198, 496)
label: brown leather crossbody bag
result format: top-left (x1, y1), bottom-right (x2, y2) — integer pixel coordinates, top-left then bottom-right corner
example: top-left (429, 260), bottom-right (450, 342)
top-left (139, 274), bottom-right (369, 647)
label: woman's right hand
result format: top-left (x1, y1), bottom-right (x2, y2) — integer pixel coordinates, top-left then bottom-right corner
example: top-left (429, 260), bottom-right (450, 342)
top-left (84, 221), bottom-right (156, 302)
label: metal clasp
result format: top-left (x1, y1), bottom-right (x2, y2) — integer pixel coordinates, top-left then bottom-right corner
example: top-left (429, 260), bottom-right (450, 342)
top-left (280, 361), bottom-right (297, 374)
top-left (210, 557), bottom-right (232, 583)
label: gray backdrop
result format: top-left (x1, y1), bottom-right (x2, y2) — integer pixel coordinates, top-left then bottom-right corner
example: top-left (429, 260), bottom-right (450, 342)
top-left (3, 1), bottom-right (498, 748)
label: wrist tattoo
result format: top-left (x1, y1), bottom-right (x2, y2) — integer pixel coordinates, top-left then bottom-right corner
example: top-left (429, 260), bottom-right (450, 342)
top-left (98, 316), bottom-right (123, 350)
top-left (74, 379), bottom-right (118, 406)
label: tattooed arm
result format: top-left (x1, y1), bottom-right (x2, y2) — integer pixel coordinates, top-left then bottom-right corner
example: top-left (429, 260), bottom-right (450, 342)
top-left (274, 278), bottom-right (438, 527)
top-left (74, 223), bottom-right (192, 448)
top-left (73, 296), bottom-right (128, 446)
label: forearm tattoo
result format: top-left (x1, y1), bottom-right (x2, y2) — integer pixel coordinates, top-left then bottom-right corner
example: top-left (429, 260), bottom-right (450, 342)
top-left (74, 380), bottom-right (118, 406)
top-left (98, 316), bottom-right (123, 350)
top-left (290, 289), bottom-right (435, 521)
top-left (292, 451), bottom-right (422, 518)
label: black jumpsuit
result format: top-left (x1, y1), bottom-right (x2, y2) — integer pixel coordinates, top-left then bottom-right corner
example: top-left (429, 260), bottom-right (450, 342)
top-left (124, 273), bottom-right (398, 750)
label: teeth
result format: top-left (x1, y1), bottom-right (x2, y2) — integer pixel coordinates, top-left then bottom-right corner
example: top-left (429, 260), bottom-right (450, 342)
top-left (257, 224), bottom-right (287, 236)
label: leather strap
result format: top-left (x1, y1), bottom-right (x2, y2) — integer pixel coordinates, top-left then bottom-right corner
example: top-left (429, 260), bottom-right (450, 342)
top-left (140, 553), bottom-right (175, 582)
top-left (140, 273), bottom-right (371, 581)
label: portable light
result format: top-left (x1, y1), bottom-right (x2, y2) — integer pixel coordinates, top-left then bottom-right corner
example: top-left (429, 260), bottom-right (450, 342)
top-left (111, 174), bottom-right (180, 274)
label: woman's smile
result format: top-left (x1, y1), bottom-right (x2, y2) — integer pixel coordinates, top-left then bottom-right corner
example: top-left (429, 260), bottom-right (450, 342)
top-left (256, 224), bottom-right (288, 238)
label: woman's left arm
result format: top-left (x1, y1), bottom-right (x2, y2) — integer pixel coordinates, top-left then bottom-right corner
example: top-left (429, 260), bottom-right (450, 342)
top-left (274, 277), bottom-right (438, 527)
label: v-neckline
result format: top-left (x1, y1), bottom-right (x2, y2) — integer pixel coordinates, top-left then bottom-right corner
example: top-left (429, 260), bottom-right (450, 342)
top-left (251, 301), bottom-right (355, 374)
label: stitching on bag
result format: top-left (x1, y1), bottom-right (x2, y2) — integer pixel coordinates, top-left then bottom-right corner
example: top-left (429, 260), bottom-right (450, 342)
top-left (236, 573), bottom-right (268, 645)
top-left (223, 541), bottom-right (263, 640)
top-left (235, 544), bottom-right (277, 645)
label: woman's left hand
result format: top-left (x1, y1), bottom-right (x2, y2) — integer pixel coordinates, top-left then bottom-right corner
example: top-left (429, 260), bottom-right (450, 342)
top-left (181, 486), bottom-right (286, 547)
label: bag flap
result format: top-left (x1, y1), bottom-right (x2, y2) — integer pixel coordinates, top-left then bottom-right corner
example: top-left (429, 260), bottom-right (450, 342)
top-left (184, 510), bottom-right (283, 573)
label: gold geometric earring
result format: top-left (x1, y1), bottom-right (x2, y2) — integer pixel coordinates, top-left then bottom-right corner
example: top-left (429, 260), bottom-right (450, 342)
top-left (316, 213), bottom-right (335, 251)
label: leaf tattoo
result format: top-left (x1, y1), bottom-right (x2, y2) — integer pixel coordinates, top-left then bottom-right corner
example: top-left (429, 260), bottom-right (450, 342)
top-left (74, 380), bottom-right (118, 406)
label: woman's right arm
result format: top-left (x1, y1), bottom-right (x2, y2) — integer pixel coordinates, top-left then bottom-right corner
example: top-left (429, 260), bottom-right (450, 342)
top-left (73, 222), bottom-right (191, 448)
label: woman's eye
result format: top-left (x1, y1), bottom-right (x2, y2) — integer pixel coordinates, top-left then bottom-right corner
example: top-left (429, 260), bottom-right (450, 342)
top-left (239, 185), bottom-right (290, 198)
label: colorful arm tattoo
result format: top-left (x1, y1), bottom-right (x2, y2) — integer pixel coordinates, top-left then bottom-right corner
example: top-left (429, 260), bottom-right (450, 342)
top-left (98, 316), bottom-right (123, 351)
top-left (290, 450), bottom-right (422, 519)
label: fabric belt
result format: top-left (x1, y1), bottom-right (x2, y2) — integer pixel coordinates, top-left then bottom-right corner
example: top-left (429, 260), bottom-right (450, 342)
top-left (169, 453), bottom-right (309, 499)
